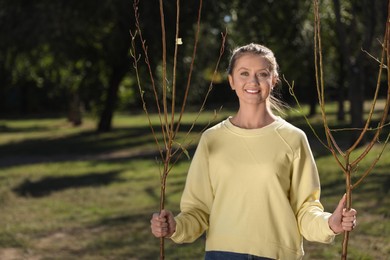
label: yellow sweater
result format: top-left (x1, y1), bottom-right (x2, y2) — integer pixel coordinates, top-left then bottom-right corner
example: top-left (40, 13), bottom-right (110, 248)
top-left (171, 117), bottom-right (335, 259)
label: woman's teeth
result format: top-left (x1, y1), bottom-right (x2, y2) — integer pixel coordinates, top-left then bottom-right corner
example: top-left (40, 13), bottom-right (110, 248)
top-left (245, 89), bottom-right (260, 94)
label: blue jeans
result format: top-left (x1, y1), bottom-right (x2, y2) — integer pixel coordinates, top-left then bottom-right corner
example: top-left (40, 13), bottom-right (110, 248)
top-left (205, 251), bottom-right (274, 260)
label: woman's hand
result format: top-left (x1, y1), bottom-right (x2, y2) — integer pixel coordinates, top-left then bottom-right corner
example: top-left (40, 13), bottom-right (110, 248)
top-left (328, 194), bottom-right (357, 234)
top-left (150, 209), bottom-right (176, 238)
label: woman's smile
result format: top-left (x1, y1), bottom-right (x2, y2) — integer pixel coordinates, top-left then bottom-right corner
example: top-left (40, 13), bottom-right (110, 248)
top-left (244, 89), bottom-right (260, 94)
top-left (244, 88), bottom-right (261, 94)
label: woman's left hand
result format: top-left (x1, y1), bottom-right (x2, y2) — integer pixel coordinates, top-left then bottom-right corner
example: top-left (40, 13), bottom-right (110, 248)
top-left (328, 194), bottom-right (357, 234)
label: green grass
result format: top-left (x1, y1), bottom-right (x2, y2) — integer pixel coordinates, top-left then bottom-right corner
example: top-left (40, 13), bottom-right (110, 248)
top-left (0, 105), bottom-right (389, 259)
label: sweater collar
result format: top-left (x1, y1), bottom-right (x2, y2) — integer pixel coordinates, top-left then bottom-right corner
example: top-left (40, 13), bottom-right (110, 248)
top-left (223, 116), bottom-right (284, 136)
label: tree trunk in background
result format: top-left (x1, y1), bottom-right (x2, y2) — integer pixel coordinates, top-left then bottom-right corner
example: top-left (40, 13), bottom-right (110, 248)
top-left (0, 65), bottom-right (7, 114)
top-left (348, 63), bottom-right (364, 129)
top-left (97, 59), bottom-right (129, 132)
top-left (333, 0), bottom-right (377, 137)
top-left (347, 1), bottom-right (376, 143)
top-left (336, 72), bottom-right (346, 121)
top-left (68, 91), bottom-right (82, 126)
top-left (20, 81), bottom-right (30, 115)
top-left (308, 98), bottom-right (317, 117)
top-left (333, 0), bottom-right (347, 121)
top-left (308, 63), bottom-right (317, 117)
top-left (96, 0), bottom-right (132, 133)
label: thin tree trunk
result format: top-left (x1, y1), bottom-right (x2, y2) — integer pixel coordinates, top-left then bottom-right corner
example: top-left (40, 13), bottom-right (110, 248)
top-left (348, 0), bottom-right (376, 143)
top-left (348, 63), bottom-right (364, 129)
top-left (308, 74), bottom-right (317, 117)
top-left (332, 0), bottom-right (347, 121)
top-left (98, 61), bottom-right (129, 132)
top-left (0, 64), bottom-right (7, 113)
top-left (68, 91), bottom-right (82, 126)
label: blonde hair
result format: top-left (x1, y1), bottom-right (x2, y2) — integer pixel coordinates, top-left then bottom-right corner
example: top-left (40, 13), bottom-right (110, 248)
top-left (227, 43), bottom-right (286, 114)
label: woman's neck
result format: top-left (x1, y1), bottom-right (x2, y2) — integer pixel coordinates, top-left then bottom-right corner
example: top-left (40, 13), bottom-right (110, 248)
top-left (230, 106), bottom-right (277, 129)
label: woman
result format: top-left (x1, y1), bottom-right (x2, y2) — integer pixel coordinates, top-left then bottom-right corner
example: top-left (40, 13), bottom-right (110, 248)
top-left (150, 43), bottom-right (357, 260)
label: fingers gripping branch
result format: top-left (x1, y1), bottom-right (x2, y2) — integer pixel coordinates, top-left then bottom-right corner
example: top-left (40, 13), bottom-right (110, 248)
top-left (150, 210), bottom-right (177, 238)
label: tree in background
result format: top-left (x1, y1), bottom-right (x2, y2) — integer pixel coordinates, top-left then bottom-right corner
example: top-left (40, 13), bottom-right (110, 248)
top-left (330, 0), bottom-right (387, 129)
top-left (0, 0), bottom-right (133, 129)
top-left (0, 0), bottom-right (387, 132)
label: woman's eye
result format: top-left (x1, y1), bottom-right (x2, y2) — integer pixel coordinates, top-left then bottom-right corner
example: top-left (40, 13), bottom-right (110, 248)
top-left (240, 71), bottom-right (249, 76)
top-left (257, 72), bottom-right (269, 78)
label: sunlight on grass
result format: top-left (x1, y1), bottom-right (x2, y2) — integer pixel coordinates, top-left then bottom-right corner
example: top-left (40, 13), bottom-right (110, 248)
top-left (0, 105), bottom-right (389, 259)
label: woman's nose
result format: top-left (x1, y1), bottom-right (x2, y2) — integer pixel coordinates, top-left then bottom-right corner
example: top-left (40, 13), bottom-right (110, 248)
top-left (248, 74), bottom-right (259, 84)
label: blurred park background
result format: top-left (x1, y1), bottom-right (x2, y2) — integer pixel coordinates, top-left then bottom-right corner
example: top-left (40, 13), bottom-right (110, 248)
top-left (0, 0), bottom-right (389, 259)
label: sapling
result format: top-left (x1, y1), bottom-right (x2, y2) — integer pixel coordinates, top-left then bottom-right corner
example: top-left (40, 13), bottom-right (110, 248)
top-left (286, 1), bottom-right (390, 259)
top-left (130, 0), bottom-right (226, 258)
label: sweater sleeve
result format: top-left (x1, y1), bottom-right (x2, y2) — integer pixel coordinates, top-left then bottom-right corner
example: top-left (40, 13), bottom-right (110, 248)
top-left (290, 132), bottom-right (336, 243)
top-left (170, 134), bottom-right (213, 243)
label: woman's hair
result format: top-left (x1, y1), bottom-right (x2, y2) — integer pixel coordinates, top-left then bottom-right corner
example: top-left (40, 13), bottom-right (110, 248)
top-left (227, 43), bottom-right (286, 114)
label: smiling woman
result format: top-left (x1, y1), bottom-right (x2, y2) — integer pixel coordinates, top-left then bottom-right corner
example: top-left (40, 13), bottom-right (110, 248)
top-left (227, 44), bottom-right (281, 129)
top-left (228, 44), bottom-right (284, 120)
top-left (150, 43), bottom-right (358, 260)
top-left (228, 53), bottom-right (275, 128)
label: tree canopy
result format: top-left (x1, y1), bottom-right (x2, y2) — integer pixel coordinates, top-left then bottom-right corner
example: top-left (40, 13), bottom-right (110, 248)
top-left (0, 0), bottom-right (387, 131)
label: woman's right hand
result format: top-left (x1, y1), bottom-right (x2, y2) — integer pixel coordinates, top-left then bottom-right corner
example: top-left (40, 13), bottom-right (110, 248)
top-left (150, 209), bottom-right (176, 238)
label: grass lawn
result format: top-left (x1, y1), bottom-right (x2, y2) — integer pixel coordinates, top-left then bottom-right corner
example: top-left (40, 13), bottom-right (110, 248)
top-left (0, 106), bottom-right (389, 259)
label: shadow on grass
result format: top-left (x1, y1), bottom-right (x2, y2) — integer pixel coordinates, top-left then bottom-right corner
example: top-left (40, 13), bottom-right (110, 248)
top-left (1, 116), bottom-right (388, 170)
top-left (13, 171), bottom-right (123, 198)
top-left (0, 122), bottom-right (204, 169)
top-left (88, 211), bottom-right (205, 259)
top-left (0, 127), bottom-right (154, 156)
top-left (89, 212), bottom-right (162, 259)
top-left (0, 124), bottom-right (54, 133)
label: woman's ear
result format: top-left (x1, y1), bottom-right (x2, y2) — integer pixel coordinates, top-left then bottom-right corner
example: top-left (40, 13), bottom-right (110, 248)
top-left (271, 75), bottom-right (279, 88)
top-left (228, 75), bottom-right (234, 90)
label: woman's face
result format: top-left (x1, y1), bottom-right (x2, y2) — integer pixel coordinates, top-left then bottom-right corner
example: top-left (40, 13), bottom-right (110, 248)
top-left (228, 53), bottom-right (276, 106)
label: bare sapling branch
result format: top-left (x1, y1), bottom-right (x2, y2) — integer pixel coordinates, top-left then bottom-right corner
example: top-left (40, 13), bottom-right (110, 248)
top-left (288, 1), bottom-right (390, 259)
top-left (132, 0), bottom-right (168, 153)
top-left (131, 0), bottom-right (226, 259)
top-left (130, 30), bottom-right (164, 161)
top-left (173, 0), bottom-right (204, 140)
top-left (169, 31), bottom-right (227, 170)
